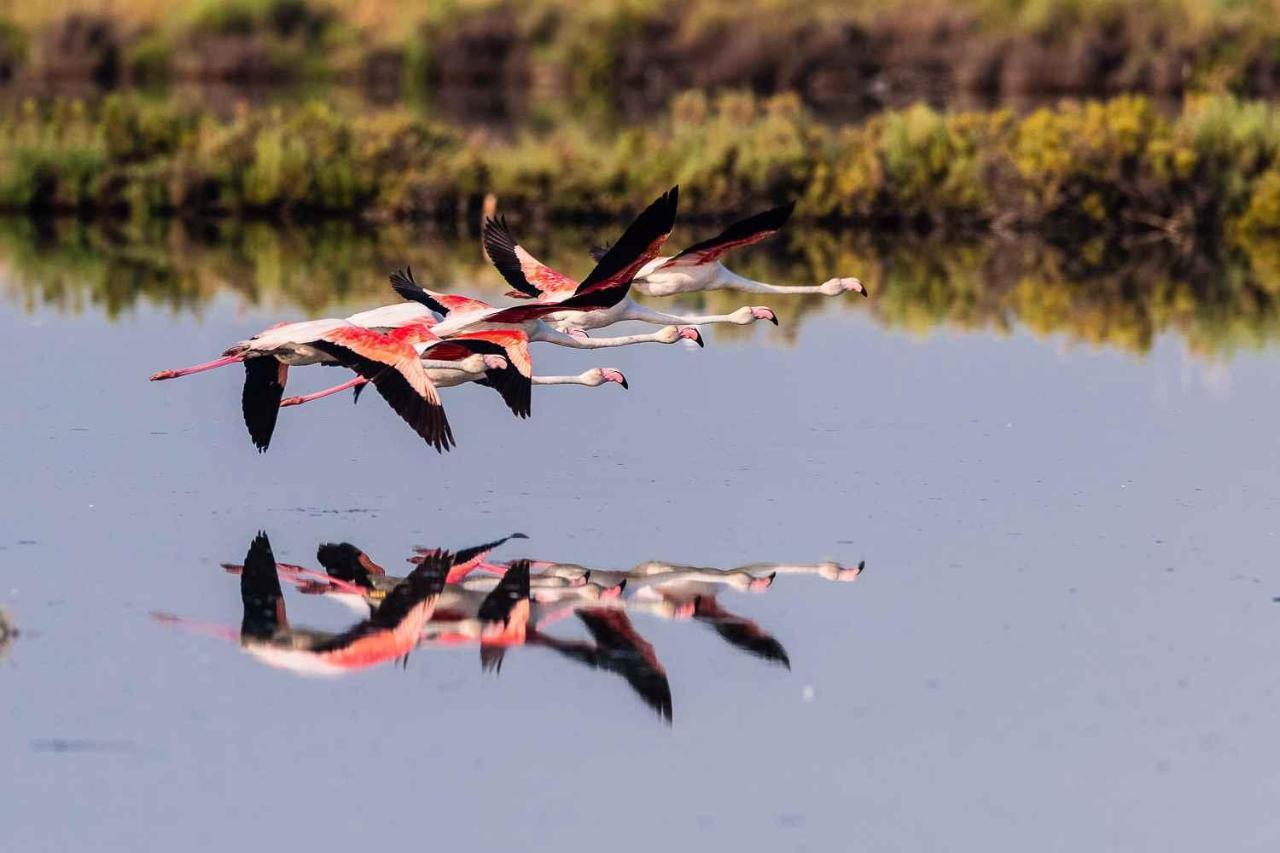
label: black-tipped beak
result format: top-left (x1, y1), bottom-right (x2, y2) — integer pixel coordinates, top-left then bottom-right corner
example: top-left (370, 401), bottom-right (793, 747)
top-left (693, 331), bottom-right (704, 347)
top-left (768, 315), bottom-right (779, 326)
top-left (861, 287), bottom-right (870, 298)
top-left (620, 376), bottom-right (630, 389)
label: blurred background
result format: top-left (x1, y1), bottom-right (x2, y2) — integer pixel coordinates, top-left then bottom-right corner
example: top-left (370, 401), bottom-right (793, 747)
top-left (0, 1), bottom-right (1279, 356)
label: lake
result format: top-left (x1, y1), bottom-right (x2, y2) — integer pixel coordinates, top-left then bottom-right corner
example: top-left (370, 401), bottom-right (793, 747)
top-left (2, 220), bottom-right (1279, 851)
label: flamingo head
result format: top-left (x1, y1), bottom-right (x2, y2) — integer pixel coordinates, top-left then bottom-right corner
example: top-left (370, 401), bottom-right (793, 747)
top-left (819, 277), bottom-right (867, 297)
top-left (590, 368), bottom-right (628, 389)
top-left (677, 326), bottom-right (704, 347)
top-left (818, 560), bottom-right (865, 582)
top-left (725, 305), bottom-right (778, 325)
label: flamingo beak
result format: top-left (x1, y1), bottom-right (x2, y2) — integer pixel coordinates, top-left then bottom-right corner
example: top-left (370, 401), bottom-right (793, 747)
top-left (678, 327), bottom-right (704, 347)
top-left (747, 572), bottom-right (776, 592)
top-left (751, 307), bottom-right (779, 325)
top-left (850, 278), bottom-right (869, 297)
top-left (601, 369), bottom-right (629, 389)
top-left (837, 560), bottom-right (866, 582)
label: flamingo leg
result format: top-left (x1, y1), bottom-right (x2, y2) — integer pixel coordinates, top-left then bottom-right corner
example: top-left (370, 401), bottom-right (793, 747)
top-left (280, 376), bottom-right (368, 408)
top-left (150, 612), bottom-right (240, 642)
top-left (149, 355), bottom-right (242, 381)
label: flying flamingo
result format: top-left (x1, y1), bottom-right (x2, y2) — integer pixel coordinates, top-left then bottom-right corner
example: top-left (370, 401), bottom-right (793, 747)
top-left (155, 533), bottom-right (452, 676)
top-left (149, 318), bottom-right (455, 452)
top-left (482, 215), bottom-right (781, 332)
top-left (587, 202), bottom-right (867, 298)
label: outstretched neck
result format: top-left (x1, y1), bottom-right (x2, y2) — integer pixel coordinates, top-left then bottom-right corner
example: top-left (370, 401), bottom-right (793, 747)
top-left (717, 267), bottom-right (820, 294)
top-left (531, 372), bottom-right (596, 386)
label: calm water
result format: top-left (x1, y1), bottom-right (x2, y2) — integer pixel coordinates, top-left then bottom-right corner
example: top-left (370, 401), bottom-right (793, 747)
top-left (3, 223), bottom-right (1280, 852)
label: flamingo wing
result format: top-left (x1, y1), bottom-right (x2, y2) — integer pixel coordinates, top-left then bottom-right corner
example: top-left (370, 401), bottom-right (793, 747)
top-left (659, 202), bottom-right (794, 269)
top-left (438, 330), bottom-right (533, 419)
top-left (483, 216), bottom-right (578, 299)
top-left (240, 532), bottom-right (287, 640)
top-left (474, 187), bottom-right (680, 324)
top-left (693, 598), bottom-right (790, 668)
top-left (363, 551), bottom-right (450, 630)
top-left (311, 329), bottom-right (455, 452)
top-left (390, 267), bottom-right (493, 317)
top-left (570, 185), bottom-right (679, 298)
top-left (477, 560), bottom-right (531, 626)
top-left (577, 609), bottom-right (673, 721)
top-left (451, 532), bottom-right (528, 574)
top-left (309, 551), bottom-right (451, 658)
top-left (242, 357), bottom-right (288, 452)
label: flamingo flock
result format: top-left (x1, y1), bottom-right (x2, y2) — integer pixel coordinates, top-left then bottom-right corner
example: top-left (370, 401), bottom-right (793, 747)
top-left (153, 530), bottom-right (865, 721)
top-left (148, 187), bottom-right (866, 452)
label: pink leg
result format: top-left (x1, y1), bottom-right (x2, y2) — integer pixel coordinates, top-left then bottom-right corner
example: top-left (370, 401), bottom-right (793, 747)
top-left (280, 376), bottom-right (367, 408)
top-left (150, 612), bottom-right (240, 642)
top-left (149, 355), bottom-right (242, 381)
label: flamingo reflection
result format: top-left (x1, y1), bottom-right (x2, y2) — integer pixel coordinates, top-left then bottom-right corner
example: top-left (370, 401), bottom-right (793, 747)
top-left (154, 531), bottom-right (863, 722)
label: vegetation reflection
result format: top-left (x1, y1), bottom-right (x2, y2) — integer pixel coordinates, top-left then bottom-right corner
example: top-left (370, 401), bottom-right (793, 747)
top-left (6, 216), bottom-right (1280, 357)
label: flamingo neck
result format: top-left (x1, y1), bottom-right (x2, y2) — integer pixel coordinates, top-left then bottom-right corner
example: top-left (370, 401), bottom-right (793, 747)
top-left (531, 372), bottom-right (596, 386)
top-left (718, 267), bottom-right (822, 294)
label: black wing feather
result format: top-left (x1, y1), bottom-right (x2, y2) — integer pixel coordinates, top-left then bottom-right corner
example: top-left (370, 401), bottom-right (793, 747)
top-left (242, 357), bottom-right (287, 452)
top-left (577, 610), bottom-right (673, 721)
top-left (670, 202), bottom-right (794, 261)
top-left (477, 560), bottom-right (531, 625)
top-left (453, 532), bottom-right (528, 567)
top-left (310, 341), bottom-right (455, 453)
top-left (310, 551), bottom-right (452, 653)
top-left (240, 532), bottom-right (284, 640)
top-left (482, 216), bottom-right (542, 298)
top-left (436, 338), bottom-right (531, 418)
top-left (574, 186), bottom-right (679, 294)
top-left (695, 605), bottom-right (791, 668)
top-left (389, 267), bottom-right (450, 316)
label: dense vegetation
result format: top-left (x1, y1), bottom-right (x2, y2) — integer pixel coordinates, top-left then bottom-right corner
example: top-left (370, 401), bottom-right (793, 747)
top-left (3, 92), bottom-right (1280, 242)
top-left (5, 1), bottom-right (1280, 100)
top-left (6, 216), bottom-right (1280, 359)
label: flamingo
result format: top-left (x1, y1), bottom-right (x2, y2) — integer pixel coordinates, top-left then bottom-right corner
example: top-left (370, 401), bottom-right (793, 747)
top-left (588, 202), bottom-right (867, 298)
top-left (150, 318), bottom-right (454, 452)
top-left (482, 215), bottom-right (780, 332)
top-left (156, 533), bottom-right (452, 676)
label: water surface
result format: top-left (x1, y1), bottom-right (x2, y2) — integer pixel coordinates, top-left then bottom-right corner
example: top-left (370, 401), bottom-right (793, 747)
top-left (2, 225), bottom-right (1279, 852)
